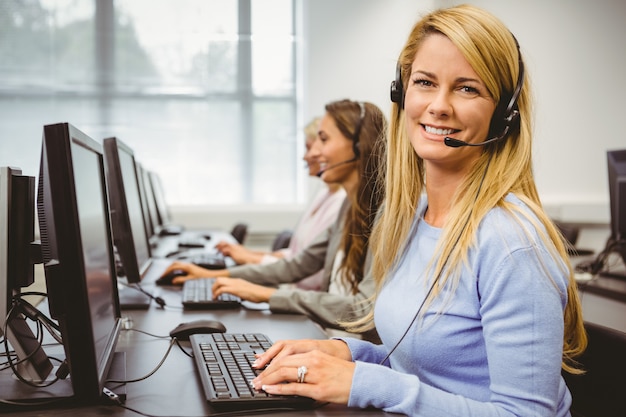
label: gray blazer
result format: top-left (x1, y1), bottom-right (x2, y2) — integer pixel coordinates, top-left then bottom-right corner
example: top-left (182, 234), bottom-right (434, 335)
top-left (227, 200), bottom-right (376, 334)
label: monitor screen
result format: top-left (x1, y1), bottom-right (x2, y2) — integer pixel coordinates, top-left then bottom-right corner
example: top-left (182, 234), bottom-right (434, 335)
top-left (0, 166), bottom-right (52, 382)
top-left (149, 171), bottom-right (171, 228)
top-left (135, 161), bottom-right (155, 244)
top-left (607, 149), bottom-right (626, 270)
top-left (103, 137), bottom-right (151, 284)
top-left (37, 122), bottom-right (121, 401)
top-left (141, 168), bottom-right (161, 240)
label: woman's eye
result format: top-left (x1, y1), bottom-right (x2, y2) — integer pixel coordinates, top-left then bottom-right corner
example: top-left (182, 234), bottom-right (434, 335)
top-left (460, 85), bottom-right (479, 94)
top-left (413, 78), bottom-right (432, 87)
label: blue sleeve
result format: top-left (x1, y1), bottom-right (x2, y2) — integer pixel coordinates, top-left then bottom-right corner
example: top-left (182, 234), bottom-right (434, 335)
top-left (345, 245), bottom-right (570, 416)
top-left (338, 337), bottom-right (390, 364)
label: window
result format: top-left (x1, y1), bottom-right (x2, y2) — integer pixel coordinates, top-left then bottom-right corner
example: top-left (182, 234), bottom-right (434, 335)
top-left (0, 0), bottom-right (303, 205)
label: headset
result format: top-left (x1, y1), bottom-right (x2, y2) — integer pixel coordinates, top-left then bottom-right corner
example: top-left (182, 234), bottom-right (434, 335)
top-left (316, 101), bottom-right (366, 177)
top-left (381, 35), bottom-right (524, 362)
top-left (390, 36), bottom-right (525, 147)
top-left (352, 101), bottom-right (366, 157)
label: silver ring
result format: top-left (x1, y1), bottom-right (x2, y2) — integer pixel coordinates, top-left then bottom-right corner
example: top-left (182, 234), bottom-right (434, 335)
top-left (297, 365), bottom-right (308, 383)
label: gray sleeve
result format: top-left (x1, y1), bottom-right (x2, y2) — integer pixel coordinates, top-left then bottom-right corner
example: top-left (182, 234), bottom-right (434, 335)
top-left (267, 248), bottom-right (376, 332)
top-left (226, 226), bottom-right (330, 286)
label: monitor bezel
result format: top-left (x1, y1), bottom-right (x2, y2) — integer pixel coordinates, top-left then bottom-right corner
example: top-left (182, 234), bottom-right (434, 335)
top-left (103, 137), bottom-right (151, 284)
top-left (135, 162), bottom-right (155, 246)
top-left (37, 122), bottom-right (122, 401)
top-left (149, 171), bottom-right (171, 228)
top-left (141, 168), bottom-right (161, 240)
top-left (0, 166), bottom-right (52, 382)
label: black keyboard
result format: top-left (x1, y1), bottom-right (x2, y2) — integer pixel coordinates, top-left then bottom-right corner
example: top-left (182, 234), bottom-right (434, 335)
top-left (182, 278), bottom-right (241, 310)
top-left (190, 333), bottom-right (314, 411)
top-left (188, 252), bottom-right (227, 269)
top-left (177, 236), bottom-right (207, 248)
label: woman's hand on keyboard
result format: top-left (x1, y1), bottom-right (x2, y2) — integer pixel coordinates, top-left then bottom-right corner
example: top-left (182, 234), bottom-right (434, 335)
top-left (161, 261), bottom-right (229, 285)
top-left (215, 241), bottom-right (265, 264)
top-left (250, 339), bottom-right (354, 404)
top-left (212, 277), bottom-right (276, 303)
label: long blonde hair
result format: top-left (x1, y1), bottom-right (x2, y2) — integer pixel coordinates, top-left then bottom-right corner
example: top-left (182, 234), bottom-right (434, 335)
top-left (355, 4), bottom-right (586, 374)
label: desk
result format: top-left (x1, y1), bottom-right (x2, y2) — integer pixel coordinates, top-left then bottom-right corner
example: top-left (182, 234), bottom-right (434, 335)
top-left (2, 283), bottom-right (396, 417)
top-left (571, 225), bottom-right (626, 333)
top-left (564, 225), bottom-right (626, 417)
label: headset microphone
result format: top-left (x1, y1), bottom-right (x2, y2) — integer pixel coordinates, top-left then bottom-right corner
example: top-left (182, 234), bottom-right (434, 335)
top-left (443, 124), bottom-right (513, 148)
top-left (316, 157), bottom-right (357, 177)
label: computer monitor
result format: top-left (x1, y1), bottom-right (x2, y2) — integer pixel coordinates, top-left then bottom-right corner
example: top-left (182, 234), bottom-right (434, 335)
top-left (0, 166), bottom-right (53, 382)
top-left (606, 149), bottom-right (626, 277)
top-left (103, 138), bottom-right (151, 283)
top-left (149, 171), bottom-right (184, 235)
top-left (135, 162), bottom-right (155, 245)
top-left (140, 167), bottom-right (161, 242)
top-left (103, 137), bottom-right (155, 309)
top-left (37, 122), bottom-right (122, 402)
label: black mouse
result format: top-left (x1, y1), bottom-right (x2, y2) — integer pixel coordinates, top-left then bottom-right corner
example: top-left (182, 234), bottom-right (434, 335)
top-left (169, 319), bottom-right (227, 341)
top-left (156, 269), bottom-right (187, 286)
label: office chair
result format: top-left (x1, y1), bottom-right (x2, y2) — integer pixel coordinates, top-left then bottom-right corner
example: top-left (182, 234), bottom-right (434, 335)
top-left (230, 223), bottom-right (248, 244)
top-left (271, 229), bottom-right (293, 251)
top-left (563, 322), bottom-right (626, 417)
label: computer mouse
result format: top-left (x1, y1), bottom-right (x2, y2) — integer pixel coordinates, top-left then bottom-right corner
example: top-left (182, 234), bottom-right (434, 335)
top-left (169, 319), bottom-right (227, 341)
top-left (156, 269), bottom-right (187, 286)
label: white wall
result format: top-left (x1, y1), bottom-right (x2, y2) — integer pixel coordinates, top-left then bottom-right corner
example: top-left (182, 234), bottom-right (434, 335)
top-left (300, 0), bottom-right (626, 225)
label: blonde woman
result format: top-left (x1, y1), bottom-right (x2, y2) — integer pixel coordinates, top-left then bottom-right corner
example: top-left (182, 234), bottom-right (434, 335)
top-left (250, 5), bottom-right (587, 416)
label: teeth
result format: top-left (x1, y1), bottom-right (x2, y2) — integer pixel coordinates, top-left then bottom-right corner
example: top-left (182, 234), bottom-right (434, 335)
top-left (424, 125), bottom-right (455, 135)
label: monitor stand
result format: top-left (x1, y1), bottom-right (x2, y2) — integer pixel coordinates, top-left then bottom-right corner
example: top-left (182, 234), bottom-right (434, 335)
top-left (0, 350), bottom-right (127, 408)
top-left (117, 283), bottom-right (152, 310)
top-left (102, 351), bottom-right (127, 403)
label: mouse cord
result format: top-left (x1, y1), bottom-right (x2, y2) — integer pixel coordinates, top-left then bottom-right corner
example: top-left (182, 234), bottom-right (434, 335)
top-left (121, 282), bottom-right (167, 308)
top-left (106, 338), bottom-right (176, 384)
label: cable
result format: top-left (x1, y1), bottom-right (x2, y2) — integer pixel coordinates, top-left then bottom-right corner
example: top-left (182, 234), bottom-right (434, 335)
top-left (118, 281), bottom-right (167, 308)
top-left (1, 304), bottom-right (60, 388)
top-left (575, 238), bottom-right (625, 276)
top-left (379, 156), bottom-right (493, 366)
top-left (106, 338), bottom-right (176, 384)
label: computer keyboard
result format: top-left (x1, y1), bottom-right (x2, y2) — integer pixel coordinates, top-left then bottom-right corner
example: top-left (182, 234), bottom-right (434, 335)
top-left (190, 333), bottom-right (314, 411)
top-left (182, 278), bottom-right (241, 310)
top-left (187, 252), bottom-right (227, 269)
top-left (177, 236), bottom-right (207, 248)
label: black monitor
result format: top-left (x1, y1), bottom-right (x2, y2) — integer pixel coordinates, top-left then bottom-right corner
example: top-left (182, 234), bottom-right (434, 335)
top-left (103, 137), bottom-right (154, 309)
top-left (606, 149), bottom-right (626, 277)
top-left (135, 162), bottom-right (155, 245)
top-left (140, 168), bottom-right (161, 242)
top-left (149, 171), bottom-right (184, 236)
top-left (0, 166), bottom-right (53, 382)
top-left (37, 122), bottom-right (122, 402)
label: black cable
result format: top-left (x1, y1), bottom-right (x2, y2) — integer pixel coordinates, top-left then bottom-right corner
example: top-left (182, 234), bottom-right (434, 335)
top-left (379, 156), bottom-right (493, 366)
top-left (106, 338), bottom-right (176, 384)
top-left (1, 304), bottom-right (60, 388)
top-left (118, 281), bottom-right (167, 308)
top-left (576, 238), bottom-right (625, 276)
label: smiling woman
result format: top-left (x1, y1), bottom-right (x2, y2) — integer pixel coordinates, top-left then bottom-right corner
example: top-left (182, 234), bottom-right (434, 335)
top-left (247, 5), bottom-right (588, 416)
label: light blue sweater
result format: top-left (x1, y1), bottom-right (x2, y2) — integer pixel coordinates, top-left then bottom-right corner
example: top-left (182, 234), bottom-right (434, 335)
top-left (342, 195), bottom-right (572, 416)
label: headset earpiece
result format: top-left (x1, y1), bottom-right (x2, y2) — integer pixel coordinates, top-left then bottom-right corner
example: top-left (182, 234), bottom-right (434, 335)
top-left (390, 61), bottom-right (404, 109)
top-left (352, 101), bottom-right (366, 158)
top-left (488, 37), bottom-right (524, 141)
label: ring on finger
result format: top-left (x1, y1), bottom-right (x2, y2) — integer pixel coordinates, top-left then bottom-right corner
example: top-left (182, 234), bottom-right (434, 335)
top-left (297, 365), bottom-right (308, 383)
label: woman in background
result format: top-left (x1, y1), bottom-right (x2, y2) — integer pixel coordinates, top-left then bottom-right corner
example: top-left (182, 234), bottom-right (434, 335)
top-left (163, 99), bottom-right (386, 339)
top-left (249, 5), bottom-right (587, 416)
top-left (214, 116), bottom-right (346, 290)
